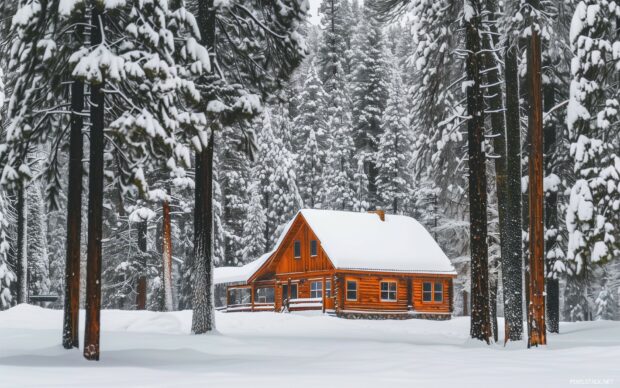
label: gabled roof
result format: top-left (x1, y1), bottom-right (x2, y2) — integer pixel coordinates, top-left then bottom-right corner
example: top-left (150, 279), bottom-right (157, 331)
top-left (298, 209), bottom-right (456, 274)
top-left (215, 209), bottom-right (456, 285)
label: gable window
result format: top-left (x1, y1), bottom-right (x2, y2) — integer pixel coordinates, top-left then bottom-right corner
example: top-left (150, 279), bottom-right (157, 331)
top-left (310, 240), bottom-right (318, 257)
top-left (423, 282), bottom-right (432, 302)
top-left (293, 240), bottom-right (301, 259)
top-left (346, 280), bottom-right (357, 301)
top-left (380, 281), bottom-right (397, 301)
top-left (434, 282), bottom-right (443, 302)
top-left (325, 280), bottom-right (332, 297)
top-left (310, 281), bottom-right (323, 299)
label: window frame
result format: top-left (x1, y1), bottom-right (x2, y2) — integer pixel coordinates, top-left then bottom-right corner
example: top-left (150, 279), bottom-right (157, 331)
top-left (310, 280), bottom-right (323, 299)
top-left (293, 240), bottom-right (301, 259)
top-left (380, 281), bottom-right (397, 302)
top-left (346, 280), bottom-right (358, 301)
top-left (434, 281), bottom-right (443, 302)
top-left (422, 281), bottom-right (444, 303)
top-left (310, 240), bottom-right (318, 257)
top-left (422, 282), bottom-right (433, 302)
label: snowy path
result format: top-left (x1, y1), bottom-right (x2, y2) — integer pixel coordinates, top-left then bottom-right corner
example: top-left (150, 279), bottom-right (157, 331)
top-left (1, 305), bottom-right (618, 387)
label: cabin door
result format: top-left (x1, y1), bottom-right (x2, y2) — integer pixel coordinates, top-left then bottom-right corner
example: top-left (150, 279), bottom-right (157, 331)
top-left (282, 285), bottom-right (288, 304)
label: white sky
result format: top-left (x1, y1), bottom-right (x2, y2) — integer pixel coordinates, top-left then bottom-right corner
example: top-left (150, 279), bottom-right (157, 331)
top-left (308, 0), bottom-right (322, 25)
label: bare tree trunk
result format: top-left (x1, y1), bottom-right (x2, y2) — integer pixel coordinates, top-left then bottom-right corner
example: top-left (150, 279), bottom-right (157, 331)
top-left (192, 129), bottom-right (216, 333)
top-left (16, 186), bottom-right (28, 304)
top-left (192, 0), bottom-right (217, 334)
top-left (162, 199), bottom-right (174, 311)
top-left (526, 0), bottom-right (546, 347)
top-left (503, 39), bottom-right (524, 342)
top-left (62, 73), bottom-right (84, 349)
top-left (465, 0), bottom-right (491, 343)
top-left (84, 4), bottom-right (105, 361)
top-left (136, 220), bottom-right (147, 310)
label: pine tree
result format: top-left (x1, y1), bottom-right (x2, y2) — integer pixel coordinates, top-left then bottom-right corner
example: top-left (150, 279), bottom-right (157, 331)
top-left (293, 63), bottom-right (328, 208)
top-left (565, 0), bottom-right (620, 321)
top-left (26, 180), bottom-right (50, 299)
top-left (375, 64), bottom-right (413, 214)
top-left (240, 178), bottom-right (267, 261)
top-left (218, 125), bottom-right (251, 266)
top-left (256, 109), bottom-right (303, 245)
top-left (350, 4), bottom-right (390, 208)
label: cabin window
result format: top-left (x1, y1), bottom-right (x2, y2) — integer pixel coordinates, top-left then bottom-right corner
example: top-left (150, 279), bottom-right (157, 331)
top-left (310, 281), bottom-right (323, 298)
top-left (423, 282), bottom-right (432, 302)
top-left (346, 280), bottom-right (357, 301)
top-left (310, 240), bottom-right (318, 257)
top-left (254, 287), bottom-right (275, 304)
top-left (228, 288), bottom-right (251, 305)
top-left (434, 282), bottom-right (443, 302)
top-left (325, 280), bottom-right (332, 297)
top-left (290, 283), bottom-right (298, 299)
top-left (294, 240), bottom-right (301, 258)
top-left (380, 281), bottom-right (397, 301)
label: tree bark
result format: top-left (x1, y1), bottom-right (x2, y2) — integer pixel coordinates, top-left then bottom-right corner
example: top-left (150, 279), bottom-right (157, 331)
top-left (465, 1), bottom-right (491, 343)
top-left (62, 74), bottom-right (84, 349)
top-left (192, 129), bottom-right (216, 333)
top-left (16, 186), bottom-right (28, 304)
top-left (503, 40), bottom-right (524, 342)
top-left (526, 3), bottom-right (546, 346)
top-left (192, 0), bottom-right (217, 334)
top-left (136, 220), bottom-right (147, 310)
top-left (162, 199), bottom-right (174, 311)
top-left (84, 5), bottom-right (105, 361)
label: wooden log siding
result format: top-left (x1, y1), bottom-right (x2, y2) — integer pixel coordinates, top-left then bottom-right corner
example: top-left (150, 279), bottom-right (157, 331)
top-left (236, 212), bottom-right (455, 318)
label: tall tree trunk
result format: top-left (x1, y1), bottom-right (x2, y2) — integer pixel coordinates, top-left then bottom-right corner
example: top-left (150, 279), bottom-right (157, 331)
top-left (136, 220), bottom-right (147, 310)
top-left (503, 40), bottom-right (524, 342)
top-left (192, 0), bottom-right (217, 335)
top-left (16, 186), bottom-right (28, 304)
top-left (84, 5), bottom-right (105, 361)
top-left (544, 76), bottom-right (560, 334)
top-left (490, 273), bottom-right (499, 343)
top-left (465, 0), bottom-right (491, 343)
top-left (62, 74), bottom-right (84, 349)
top-left (526, 1), bottom-right (546, 347)
top-left (162, 199), bottom-right (174, 311)
top-left (192, 129), bottom-right (216, 333)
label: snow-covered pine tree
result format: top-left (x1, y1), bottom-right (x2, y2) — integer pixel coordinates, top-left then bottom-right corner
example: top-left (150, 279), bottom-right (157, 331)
top-left (350, 4), bottom-right (390, 209)
top-left (375, 62), bottom-right (413, 214)
top-left (218, 125), bottom-right (250, 266)
top-left (317, 0), bottom-right (354, 85)
top-left (565, 0), bottom-right (620, 321)
top-left (26, 179), bottom-right (50, 300)
top-left (0, 65), bottom-right (16, 310)
top-left (240, 178), bottom-right (267, 261)
top-left (256, 109), bottom-right (303, 245)
top-left (293, 63), bottom-right (328, 208)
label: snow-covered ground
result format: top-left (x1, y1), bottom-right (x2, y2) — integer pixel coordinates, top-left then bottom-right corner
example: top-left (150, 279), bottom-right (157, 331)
top-left (1, 305), bottom-right (618, 388)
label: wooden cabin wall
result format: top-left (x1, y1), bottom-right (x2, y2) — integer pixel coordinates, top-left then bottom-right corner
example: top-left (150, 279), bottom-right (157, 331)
top-left (275, 221), bottom-right (333, 274)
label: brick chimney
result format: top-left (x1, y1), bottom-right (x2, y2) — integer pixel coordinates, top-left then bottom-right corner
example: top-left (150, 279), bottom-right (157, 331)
top-left (368, 209), bottom-right (385, 221)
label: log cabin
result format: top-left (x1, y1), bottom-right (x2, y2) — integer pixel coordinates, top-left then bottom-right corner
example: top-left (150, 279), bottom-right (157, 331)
top-left (214, 209), bottom-right (457, 319)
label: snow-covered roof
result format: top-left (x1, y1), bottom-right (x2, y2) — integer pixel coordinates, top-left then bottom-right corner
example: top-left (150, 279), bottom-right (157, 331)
top-left (214, 251), bottom-right (273, 285)
top-left (215, 210), bottom-right (456, 285)
top-left (297, 209), bottom-right (456, 274)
